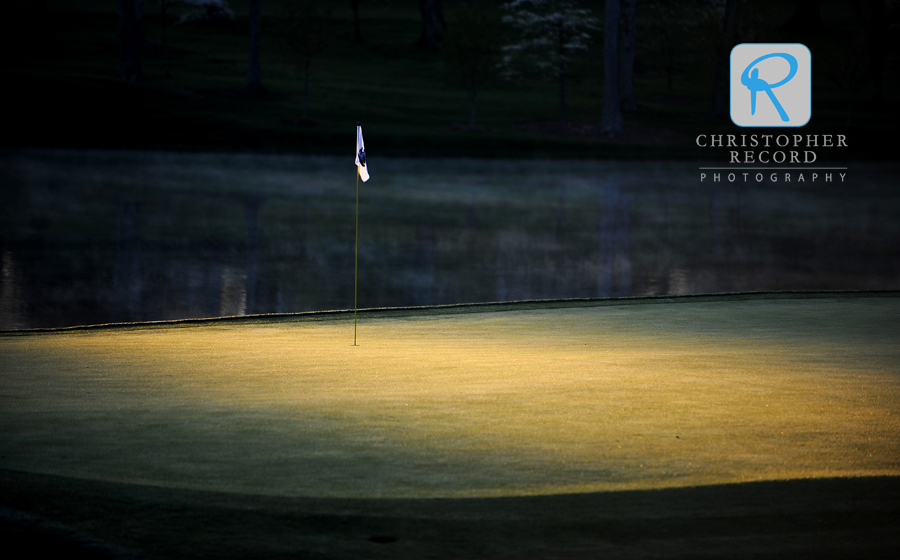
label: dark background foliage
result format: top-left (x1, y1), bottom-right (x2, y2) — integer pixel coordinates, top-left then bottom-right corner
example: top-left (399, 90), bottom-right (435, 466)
top-left (2, 0), bottom-right (897, 158)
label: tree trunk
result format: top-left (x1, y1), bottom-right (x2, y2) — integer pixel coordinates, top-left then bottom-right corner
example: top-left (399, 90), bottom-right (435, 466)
top-left (162, 0), bottom-right (171, 78)
top-left (666, 37), bottom-right (674, 93)
top-left (711, 0), bottom-right (738, 118)
top-left (418, 0), bottom-right (427, 47)
top-left (118, 0), bottom-right (141, 82)
top-left (558, 25), bottom-right (567, 124)
top-left (469, 89), bottom-right (478, 126)
top-left (559, 71), bottom-right (568, 124)
top-left (134, 0), bottom-right (145, 50)
top-left (600, 0), bottom-right (622, 136)
top-left (866, 0), bottom-right (886, 103)
top-left (417, 0), bottom-right (446, 50)
top-left (619, 0), bottom-right (638, 111)
top-left (245, 0), bottom-right (264, 95)
top-left (351, 0), bottom-right (362, 42)
top-left (303, 57), bottom-right (310, 119)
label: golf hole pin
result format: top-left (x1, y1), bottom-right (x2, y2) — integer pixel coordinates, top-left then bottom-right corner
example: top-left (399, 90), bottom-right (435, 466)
top-left (730, 43), bottom-right (811, 127)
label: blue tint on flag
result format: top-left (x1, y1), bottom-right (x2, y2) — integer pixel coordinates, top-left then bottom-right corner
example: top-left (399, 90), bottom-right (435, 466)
top-left (356, 126), bottom-right (369, 182)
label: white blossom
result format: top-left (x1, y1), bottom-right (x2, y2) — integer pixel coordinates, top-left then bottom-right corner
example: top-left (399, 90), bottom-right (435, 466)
top-left (171, 0), bottom-right (235, 24)
top-left (499, 0), bottom-right (598, 81)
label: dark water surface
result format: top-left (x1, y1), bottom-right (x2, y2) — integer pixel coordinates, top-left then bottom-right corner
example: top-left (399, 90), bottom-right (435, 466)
top-left (1, 150), bottom-right (897, 329)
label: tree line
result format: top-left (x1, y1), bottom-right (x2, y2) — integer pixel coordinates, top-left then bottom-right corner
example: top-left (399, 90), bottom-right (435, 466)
top-left (114, 0), bottom-right (894, 136)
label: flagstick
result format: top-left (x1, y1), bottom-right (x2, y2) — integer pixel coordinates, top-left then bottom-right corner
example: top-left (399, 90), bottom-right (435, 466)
top-left (354, 165), bottom-right (360, 346)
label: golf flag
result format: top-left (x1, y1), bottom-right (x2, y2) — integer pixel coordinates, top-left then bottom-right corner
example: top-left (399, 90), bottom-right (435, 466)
top-left (356, 125), bottom-right (369, 182)
top-left (352, 123), bottom-right (367, 346)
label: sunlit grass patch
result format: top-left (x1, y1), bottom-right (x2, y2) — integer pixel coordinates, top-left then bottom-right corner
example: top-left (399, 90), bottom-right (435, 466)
top-left (1, 295), bottom-right (898, 498)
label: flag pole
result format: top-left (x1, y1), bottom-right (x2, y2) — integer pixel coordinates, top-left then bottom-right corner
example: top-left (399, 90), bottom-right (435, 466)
top-left (354, 139), bottom-right (360, 346)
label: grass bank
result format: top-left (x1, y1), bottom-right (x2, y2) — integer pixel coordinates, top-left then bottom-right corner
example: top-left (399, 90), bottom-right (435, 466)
top-left (2, 470), bottom-right (898, 559)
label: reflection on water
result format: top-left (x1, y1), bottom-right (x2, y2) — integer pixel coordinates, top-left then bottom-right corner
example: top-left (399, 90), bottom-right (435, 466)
top-left (219, 267), bottom-right (247, 317)
top-left (0, 150), bottom-right (898, 329)
top-left (243, 196), bottom-right (261, 315)
top-left (597, 181), bottom-right (633, 298)
top-left (113, 201), bottom-right (142, 322)
top-left (1, 251), bottom-right (25, 329)
top-left (669, 268), bottom-right (690, 296)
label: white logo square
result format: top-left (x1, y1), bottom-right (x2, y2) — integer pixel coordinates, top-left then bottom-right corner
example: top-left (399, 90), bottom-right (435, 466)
top-left (730, 43), bottom-right (811, 127)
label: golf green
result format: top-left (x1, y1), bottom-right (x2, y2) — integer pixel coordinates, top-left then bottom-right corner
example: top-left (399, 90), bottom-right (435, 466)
top-left (2, 294), bottom-right (898, 499)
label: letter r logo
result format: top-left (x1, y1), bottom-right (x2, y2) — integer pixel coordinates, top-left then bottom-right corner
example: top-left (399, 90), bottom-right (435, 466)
top-left (730, 43), bottom-right (811, 127)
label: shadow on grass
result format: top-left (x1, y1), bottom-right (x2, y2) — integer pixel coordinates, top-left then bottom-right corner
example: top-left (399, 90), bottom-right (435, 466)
top-left (2, 469), bottom-right (898, 559)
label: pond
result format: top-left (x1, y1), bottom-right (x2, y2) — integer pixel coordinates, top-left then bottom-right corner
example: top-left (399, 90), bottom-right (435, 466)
top-left (1, 150), bottom-right (897, 329)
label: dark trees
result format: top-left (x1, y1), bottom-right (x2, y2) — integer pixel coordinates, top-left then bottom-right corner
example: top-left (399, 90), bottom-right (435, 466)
top-left (849, 0), bottom-right (890, 104)
top-left (351, 0), bottom-right (362, 42)
top-left (118, 0), bottom-right (142, 81)
top-left (619, 0), bottom-right (638, 111)
top-left (600, 0), bottom-right (622, 136)
top-left (160, 0), bottom-right (172, 78)
top-left (245, 0), bottom-right (264, 95)
top-left (135, 0), bottom-right (146, 50)
top-left (644, 1), bottom-right (682, 94)
top-left (781, 0), bottom-right (827, 35)
top-left (276, 0), bottom-right (329, 118)
top-left (710, 0), bottom-right (739, 118)
top-left (417, 0), bottom-right (447, 50)
top-left (501, 0), bottom-right (598, 124)
top-left (442, 3), bottom-right (503, 126)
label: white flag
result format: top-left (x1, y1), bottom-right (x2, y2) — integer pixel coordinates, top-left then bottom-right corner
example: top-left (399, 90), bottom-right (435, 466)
top-left (355, 125), bottom-right (369, 182)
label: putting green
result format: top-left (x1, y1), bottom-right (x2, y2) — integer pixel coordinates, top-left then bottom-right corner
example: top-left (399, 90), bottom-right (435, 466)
top-left (1, 295), bottom-right (898, 499)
